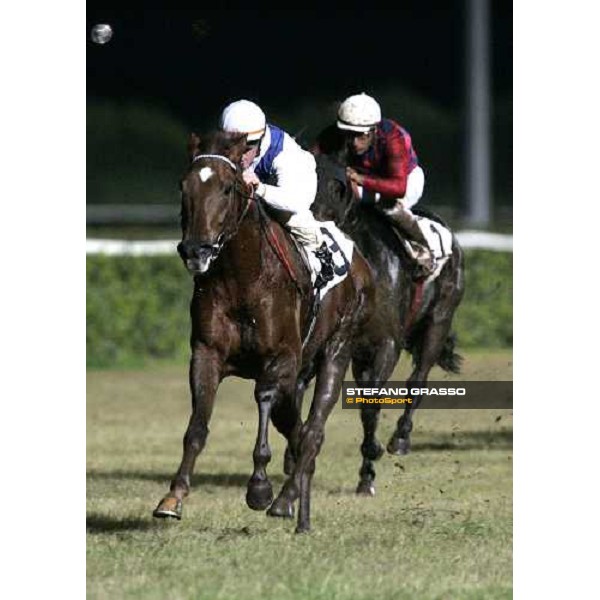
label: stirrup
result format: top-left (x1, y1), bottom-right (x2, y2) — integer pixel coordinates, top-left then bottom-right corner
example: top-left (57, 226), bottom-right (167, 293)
top-left (412, 254), bottom-right (437, 280)
top-left (314, 242), bottom-right (335, 288)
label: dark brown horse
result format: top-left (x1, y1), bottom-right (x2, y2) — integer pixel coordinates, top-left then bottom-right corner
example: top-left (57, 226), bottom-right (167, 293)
top-left (153, 132), bottom-right (374, 532)
top-left (306, 149), bottom-right (465, 496)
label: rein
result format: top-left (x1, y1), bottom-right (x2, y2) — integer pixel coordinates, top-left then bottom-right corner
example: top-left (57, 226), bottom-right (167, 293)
top-left (253, 197), bottom-right (304, 294)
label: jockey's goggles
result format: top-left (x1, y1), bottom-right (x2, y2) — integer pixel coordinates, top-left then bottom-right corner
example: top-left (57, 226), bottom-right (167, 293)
top-left (244, 138), bottom-right (262, 152)
top-left (343, 129), bottom-right (374, 139)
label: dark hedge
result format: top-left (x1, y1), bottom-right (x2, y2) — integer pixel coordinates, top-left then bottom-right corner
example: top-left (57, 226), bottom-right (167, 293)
top-left (87, 250), bottom-right (512, 368)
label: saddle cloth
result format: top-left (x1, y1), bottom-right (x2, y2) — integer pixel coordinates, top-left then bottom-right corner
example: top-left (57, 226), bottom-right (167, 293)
top-left (301, 223), bottom-right (354, 299)
top-left (396, 217), bottom-right (454, 282)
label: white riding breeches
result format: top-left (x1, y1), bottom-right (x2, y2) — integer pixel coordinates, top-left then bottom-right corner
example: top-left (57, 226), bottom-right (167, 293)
top-left (356, 165), bottom-right (425, 209)
top-left (286, 210), bottom-right (324, 250)
top-left (401, 165), bottom-right (425, 209)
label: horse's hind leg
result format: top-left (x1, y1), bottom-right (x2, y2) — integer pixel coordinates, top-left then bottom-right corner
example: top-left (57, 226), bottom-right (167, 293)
top-left (283, 368), bottom-right (314, 476)
top-left (153, 345), bottom-right (221, 520)
top-left (388, 279), bottom-right (463, 455)
top-left (353, 337), bottom-right (401, 495)
top-left (269, 344), bottom-right (352, 532)
top-left (296, 348), bottom-right (352, 533)
top-left (386, 323), bottom-right (446, 455)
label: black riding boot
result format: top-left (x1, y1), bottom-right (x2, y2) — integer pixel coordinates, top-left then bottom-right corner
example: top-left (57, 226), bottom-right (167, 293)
top-left (314, 242), bottom-right (335, 289)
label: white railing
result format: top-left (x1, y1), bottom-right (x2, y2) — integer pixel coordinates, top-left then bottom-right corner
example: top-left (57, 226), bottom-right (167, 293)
top-left (86, 239), bottom-right (179, 256)
top-left (86, 231), bottom-right (512, 255)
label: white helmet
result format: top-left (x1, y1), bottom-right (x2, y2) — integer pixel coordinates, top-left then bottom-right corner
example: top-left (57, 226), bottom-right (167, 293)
top-left (219, 99), bottom-right (266, 141)
top-left (337, 93), bottom-right (381, 132)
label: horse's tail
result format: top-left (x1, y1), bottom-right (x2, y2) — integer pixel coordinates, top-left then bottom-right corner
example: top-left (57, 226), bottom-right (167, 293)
top-left (405, 327), bottom-right (462, 375)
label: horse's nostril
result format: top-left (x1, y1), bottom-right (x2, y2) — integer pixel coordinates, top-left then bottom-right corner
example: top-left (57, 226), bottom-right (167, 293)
top-left (196, 246), bottom-right (214, 260)
top-left (177, 241), bottom-right (213, 261)
top-left (178, 241), bottom-right (199, 260)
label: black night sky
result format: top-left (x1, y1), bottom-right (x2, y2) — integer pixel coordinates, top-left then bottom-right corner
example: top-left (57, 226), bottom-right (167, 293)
top-left (87, 5), bottom-right (512, 129)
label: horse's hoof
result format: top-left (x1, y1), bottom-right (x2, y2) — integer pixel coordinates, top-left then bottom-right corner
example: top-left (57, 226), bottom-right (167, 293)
top-left (295, 523), bottom-right (311, 534)
top-left (246, 479), bottom-right (274, 511)
top-left (283, 448), bottom-right (296, 476)
top-left (153, 496), bottom-right (182, 520)
top-left (387, 437), bottom-right (411, 456)
top-left (266, 497), bottom-right (294, 519)
top-left (356, 480), bottom-right (376, 496)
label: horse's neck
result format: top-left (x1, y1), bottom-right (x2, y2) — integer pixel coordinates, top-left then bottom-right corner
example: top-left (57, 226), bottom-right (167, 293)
top-left (218, 201), bottom-right (264, 286)
top-left (223, 201), bottom-right (307, 293)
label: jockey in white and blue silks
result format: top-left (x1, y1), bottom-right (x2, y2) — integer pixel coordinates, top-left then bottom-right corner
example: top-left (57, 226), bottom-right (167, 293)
top-left (219, 101), bottom-right (333, 283)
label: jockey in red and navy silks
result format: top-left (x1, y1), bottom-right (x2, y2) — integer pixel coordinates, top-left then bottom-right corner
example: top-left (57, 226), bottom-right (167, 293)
top-left (348, 118), bottom-right (422, 205)
top-left (334, 93), bottom-right (437, 275)
top-left (335, 93), bottom-right (425, 209)
top-left (219, 99), bottom-right (335, 285)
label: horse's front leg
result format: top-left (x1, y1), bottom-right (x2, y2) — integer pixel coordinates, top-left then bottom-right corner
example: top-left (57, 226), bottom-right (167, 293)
top-left (352, 337), bottom-right (400, 495)
top-left (246, 384), bottom-right (275, 511)
top-left (153, 344), bottom-right (222, 519)
top-left (247, 355), bottom-right (299, 511)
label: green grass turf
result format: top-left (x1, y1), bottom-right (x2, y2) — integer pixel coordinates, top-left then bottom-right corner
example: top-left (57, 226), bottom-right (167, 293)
top-left (87, 350), bottom-right (512, 599)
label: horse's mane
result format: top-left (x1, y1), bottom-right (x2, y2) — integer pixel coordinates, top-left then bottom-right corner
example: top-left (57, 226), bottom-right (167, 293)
top-left (313, 124), bottom-right (348, 163)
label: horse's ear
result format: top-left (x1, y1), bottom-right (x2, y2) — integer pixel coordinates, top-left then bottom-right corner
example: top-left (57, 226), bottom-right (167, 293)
top-left (226, 134), bottom-right (247, 165)
top-left (187, 133), bottom-right (201, 161)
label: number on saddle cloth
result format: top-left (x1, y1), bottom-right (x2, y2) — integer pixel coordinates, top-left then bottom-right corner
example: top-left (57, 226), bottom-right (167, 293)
top-left (320, 227), bottom-right (349, 277)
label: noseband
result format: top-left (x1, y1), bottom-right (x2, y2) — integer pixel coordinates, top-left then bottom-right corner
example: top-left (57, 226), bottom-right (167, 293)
top-left (192, 153), bottom-right (238, 171)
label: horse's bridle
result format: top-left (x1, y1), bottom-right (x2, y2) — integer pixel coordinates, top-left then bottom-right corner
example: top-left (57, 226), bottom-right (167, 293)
top-left (190, 153), bottom-right (303, 294)
top-left (189, 153), bottom-right (254, 258)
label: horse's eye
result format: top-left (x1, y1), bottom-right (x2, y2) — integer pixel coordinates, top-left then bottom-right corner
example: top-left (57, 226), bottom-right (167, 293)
top-left (223, 184), bottom-right (233, 195)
